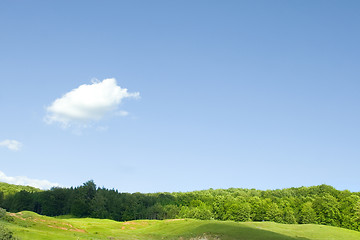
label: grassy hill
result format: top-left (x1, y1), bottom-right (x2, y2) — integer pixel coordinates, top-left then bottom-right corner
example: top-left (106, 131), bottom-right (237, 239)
top-left (0, 182), bottom-right (41, 197)
top-left (2, 211), bottom-right (360, 240)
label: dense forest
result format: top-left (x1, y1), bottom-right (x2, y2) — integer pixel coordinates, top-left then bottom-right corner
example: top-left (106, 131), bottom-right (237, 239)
top-left (1, 181), bottom-right (360, 232)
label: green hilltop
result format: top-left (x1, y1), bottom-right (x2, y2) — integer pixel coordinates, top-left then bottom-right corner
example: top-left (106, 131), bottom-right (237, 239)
top-left (0, 182), bottom-right (41, 197)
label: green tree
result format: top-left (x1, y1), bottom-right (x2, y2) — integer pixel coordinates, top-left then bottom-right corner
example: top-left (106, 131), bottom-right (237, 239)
top-left (9, 190), bottom-right (34, 212)
top-left (91, 190), bottom-right (108, 219)
top-left (248, 197), bottom-right (267, 221)
top-left (0, 192), bottom-right (4, 208)
top-left (339, 195), bottom-right (360, 230)
top-left (71, 180), bottom-right (97, 217)
top-left (226, 202), bottom-right (251, 222)
top-left (265, 203), bottom-right (283, 223)
top-left (38, 188), bottom-right (71, 216)
top-left (212, 196), bottom-right (227, 220)
top-left (178, 203), bottom-right (213, 220)
top-left (163, 205), bottom-right (180, 219)
top-left (299, 202), bottom-right (316, 224)
top-left (351, 199), bottom-right (360, 231)
top-left (147, 203), bottom-right (165, 219)
top-left (313, 194), bottom-right (340, 226)
top-left (283, 207), bottom-right (296, 224)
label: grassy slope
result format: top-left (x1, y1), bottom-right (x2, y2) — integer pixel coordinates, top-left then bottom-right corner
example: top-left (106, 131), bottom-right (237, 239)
top-left (3, 211), bottom-right (360, 240)
top-left (0, 182), bottom-right (41, 196)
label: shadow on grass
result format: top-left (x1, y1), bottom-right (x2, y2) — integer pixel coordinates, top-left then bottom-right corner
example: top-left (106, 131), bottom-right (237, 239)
top-left (193, 223), bottom-right (310, 240)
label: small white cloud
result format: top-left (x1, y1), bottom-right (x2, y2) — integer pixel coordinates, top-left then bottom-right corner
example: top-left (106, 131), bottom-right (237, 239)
top-left (0, 140), bottom-right (22, 151)
top-left (0, 171), bottom-right (60, 190)
top-left (116, 110), bottom-right (129, 117)
top-left (45, 78), bottom-right (139, 127)
top-left (96, 126), bottom-right (109, 132)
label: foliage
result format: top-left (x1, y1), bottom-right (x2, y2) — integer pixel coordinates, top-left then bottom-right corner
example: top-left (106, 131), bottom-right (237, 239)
top-left (0, 208), bottom-right (14, 223)
top-left (225, 202), bottom-right (251, 222)
top-left (0, 208), bottom-right (6, 219)
top-left (298, 202), bottom-right (316, 224)
top-left (0, 225), bottom-right (16, 240)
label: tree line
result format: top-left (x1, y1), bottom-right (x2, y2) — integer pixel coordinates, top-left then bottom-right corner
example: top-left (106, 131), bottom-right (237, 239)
top-left (1, 181), bottom-right (360, 231)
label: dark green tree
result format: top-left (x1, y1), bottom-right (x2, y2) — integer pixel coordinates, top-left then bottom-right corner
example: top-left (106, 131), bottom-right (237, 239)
top-left (71, 180), bottom-right (97, 217)
top-left (91, 190), bottom-right (108, 219)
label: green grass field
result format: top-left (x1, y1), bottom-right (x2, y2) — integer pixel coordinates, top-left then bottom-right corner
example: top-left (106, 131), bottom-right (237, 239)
top-left (2, 211), bottom-right (360, 240)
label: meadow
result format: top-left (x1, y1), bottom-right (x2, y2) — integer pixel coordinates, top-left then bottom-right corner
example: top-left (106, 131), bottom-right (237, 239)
top-left (2, 211), bottom-right (360, 240)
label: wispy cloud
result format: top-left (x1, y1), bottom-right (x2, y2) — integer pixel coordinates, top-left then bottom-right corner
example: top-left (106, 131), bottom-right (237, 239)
top-left (45, 78), bottom-right (140, 128)
top-left (0, 171), bottom-right (60, 190)
top-left (0, 140), bottom-right (22, 151)
top-left (116, 110), bottom-right (129, 117)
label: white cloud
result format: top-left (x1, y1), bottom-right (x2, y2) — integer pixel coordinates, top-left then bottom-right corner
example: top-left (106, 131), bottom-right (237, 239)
top-left (116, 110), bottom-right (129, 117)
top-left (45, 78), bottom-right (139, 127)
top-left (96, 126), bottom-right (109, 132)
top-left (0, 171), bottom-right (60, 190)
top-left (0, 140), bottom-right (22, 151)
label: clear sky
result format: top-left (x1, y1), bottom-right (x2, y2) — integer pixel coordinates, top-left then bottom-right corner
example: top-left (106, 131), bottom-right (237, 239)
top-left (0, 1), bottom-right (359, 192)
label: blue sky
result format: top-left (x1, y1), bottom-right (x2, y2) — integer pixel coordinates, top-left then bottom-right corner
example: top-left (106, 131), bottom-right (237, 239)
top-left (0, 1), bottom-right (359, 192)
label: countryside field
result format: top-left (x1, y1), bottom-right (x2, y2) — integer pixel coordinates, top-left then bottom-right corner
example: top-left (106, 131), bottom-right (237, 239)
top-left (2, 211), bottom-right (360, 240)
